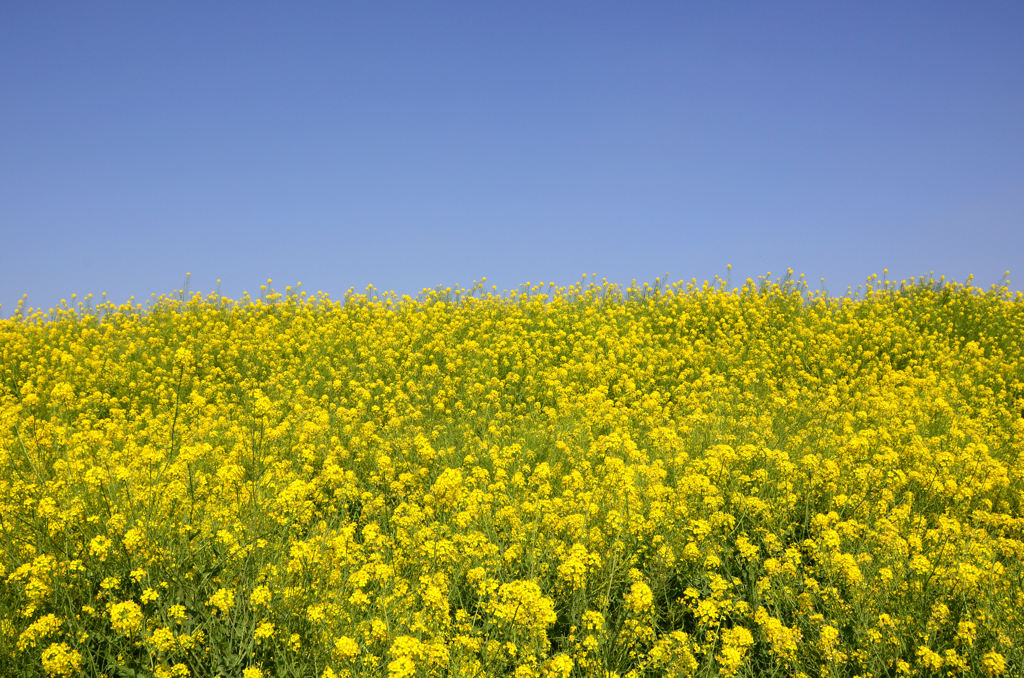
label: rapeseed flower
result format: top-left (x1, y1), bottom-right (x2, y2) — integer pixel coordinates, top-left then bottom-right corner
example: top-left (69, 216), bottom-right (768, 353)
top-left (39, 643), bottom-right (81, 677)
top-left (109, 601), bottom-right (143, 635)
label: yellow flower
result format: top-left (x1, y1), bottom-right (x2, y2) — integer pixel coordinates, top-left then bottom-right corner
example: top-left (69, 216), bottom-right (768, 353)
top-left (307, 604), bottom-right (326, 624)
top-left (153, 665), bottom-right (192, 678)
top-left (18, 614), bottom-right (62, 650)
top-left (546, 655), bottom-right (574, 678)
top-left (123, 527), bottom-right (146, 551)
top-left (909, 554), bottom-right (931, 574)
top-left (916, 646), bottom-right (943, 671)
top-left (255, 621), bottom-right (275, 640)
top-left (250, 585), bottom-right (271, 607)
top-left (50, 382), bottom-right (75, 404)
top-left (89, 535), bottom-right (112, 560)
top-left (334, 635), bottom-right (360, 659)
top-left (818, 624), bottom-right (847, 664)
top-left (388, 655), bottom-right (416, 678)
top-left (695, 599), bottom-right (719, 625)
top-left (110, 600), bottom-right (144, 635)
top-left (370, 619), bottom-right (389, 643)
top-left (40, 642), bottom-right (82, 677)
top-left (557, 543), bottom-right (597, 590)
top-left (206, 588), bottom-right (235, 615)
top-left (717, 626), bottom-right (754, 677)
top-left (582, 610), bottom-right (605, 631)
top-left (982, 652), bottom-right (1007, 676)
top-left (491, 580), bottom-right (557, 630)
top-left (388, 636), bottom-right (424, 678)
top-left (625, 581), bottom-right (654, 613)
top-left (754, 607), bottom-right (801, 660)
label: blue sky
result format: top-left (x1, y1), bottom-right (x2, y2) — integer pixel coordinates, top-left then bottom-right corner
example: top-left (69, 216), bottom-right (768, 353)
top-left (2, 2), bottom-right (1022, 312)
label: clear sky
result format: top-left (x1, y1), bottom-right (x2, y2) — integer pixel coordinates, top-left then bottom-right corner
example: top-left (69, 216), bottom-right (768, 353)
top-left (2, 2), bottom-right (1022, 313)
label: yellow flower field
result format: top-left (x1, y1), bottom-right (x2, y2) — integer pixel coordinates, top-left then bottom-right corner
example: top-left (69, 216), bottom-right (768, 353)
top-left (1, 273), bottom-right (1022, 678)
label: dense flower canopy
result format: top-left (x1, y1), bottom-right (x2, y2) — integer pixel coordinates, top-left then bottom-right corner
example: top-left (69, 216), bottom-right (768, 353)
top-left (1, 273), bottom-right (1022, 677)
